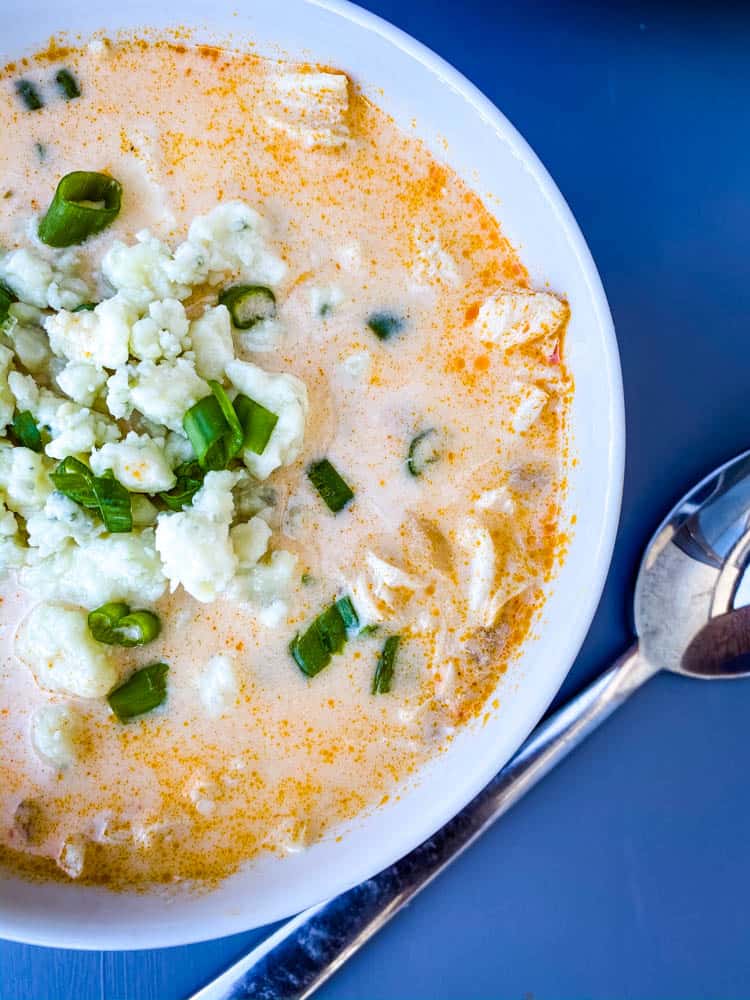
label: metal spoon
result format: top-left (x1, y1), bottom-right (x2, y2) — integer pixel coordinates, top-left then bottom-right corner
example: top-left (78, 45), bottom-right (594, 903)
top-left (192, 449), bottom-right (750, 1000)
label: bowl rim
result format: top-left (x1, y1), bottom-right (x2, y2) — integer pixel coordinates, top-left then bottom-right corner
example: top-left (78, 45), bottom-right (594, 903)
top-left (0, 0), bottom-right (625, 950)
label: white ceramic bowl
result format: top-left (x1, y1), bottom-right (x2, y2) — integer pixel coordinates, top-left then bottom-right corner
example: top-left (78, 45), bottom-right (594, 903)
top-left (0, 0), bottom-right (624, 949)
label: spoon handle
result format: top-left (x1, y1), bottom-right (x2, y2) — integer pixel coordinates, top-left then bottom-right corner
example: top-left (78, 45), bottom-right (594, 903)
top-left (191, 644), bottom-right (655, 1000)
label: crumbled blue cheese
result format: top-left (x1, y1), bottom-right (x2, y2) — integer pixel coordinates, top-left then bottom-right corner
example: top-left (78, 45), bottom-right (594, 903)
top-left (197, 653), bottom-right (239, 718)
top-left (9, 372), bottom-right (121, 459)
top-left (129, 298), bottom-right (190, 362)
top-left (168, 201), bottom-right (287, 288)
top-left (56, 362), bottom-right (108, 407)
top-left (0, 444), bottom-right (53, 514)
top-left (226, 359), bottom-right (308, 481)
top-left (0, 247), bottom-right (89, 311)
top-left (230, 548), bottom-right (297, 624)
top-left (231, 516), bottom-right (272, 568)
top-left (5, 321), bottom-right (51, 375)
top-left (21, 530), bottom-right (166, 606)
top-left (31, 703), bottom-right (82, 769)
top-left (106, 357), bottom-right (209, 431)
top-left (310, 284), bottom-right (344, 318)
top-left (155, 470), bottom-right (239, 602)
top-left (25, 493), bottom-right (103, 558)
top-left (45, 294), bottom-right (137, 369)
top-left (189, 304), bottom-right (234, 380)
top-left (102, 232), bottom-right (190, 306)
top-left (0, 199), bottom-right (305, 620)
top-left (0, 345), bottom-right (15, 433)
top-left (89, 431), bottom-right (176, 493)
top-left (14, 602), bottom-right (117, 698)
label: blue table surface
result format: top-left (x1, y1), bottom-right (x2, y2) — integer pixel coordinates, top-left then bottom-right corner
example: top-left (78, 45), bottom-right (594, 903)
top-left (4, 1), bottom-right (750, 997)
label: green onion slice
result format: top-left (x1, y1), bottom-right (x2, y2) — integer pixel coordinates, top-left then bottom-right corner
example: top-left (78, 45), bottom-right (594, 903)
top-left (290, 596), bottom-right (360, 678)
top-left (89, 601), bottom-right (161, 647)
top-left (0, 290), bottom-right (12, 327)
top-left (372, 635), bottom-right (401, 694)
top-left (208, 380), bottom-right (244, 460)
top-left (50, 457), bottom-right (132, 533)
top-left (307, 459), bottom-right (354, 513)
top-left (182, 394), bottom-right (230, 471)
top-left (0, 283), bottom-right (17, 327)
top-left (159, 460), bottom-right (204, 511)
top-left (407, 428), bottom-right (443, 477)
top-left (107, 662), bottom-right (169, 722)
top-left (91, 471), bottom-right (133, 533)
top-left (55, 68), bottom-right (81, 101)
top-left (234, 394), bottom-right (278, 455)
top-left (72, 301), bottom-right (97, 312)
top-left (38, 171), bottom-right (122, 248)
top-left (11, 411), bottom-right (42, 453)
top-left (16, 80), bottom-right (43, 111)
top-left (219, 284), bottom-right (276, 330)
top-left (367, 311), bottom-right (404, 341)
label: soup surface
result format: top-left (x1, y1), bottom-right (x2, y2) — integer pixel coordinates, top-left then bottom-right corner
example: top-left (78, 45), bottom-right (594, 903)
top-left (0, 36), bottom-right (571, 886)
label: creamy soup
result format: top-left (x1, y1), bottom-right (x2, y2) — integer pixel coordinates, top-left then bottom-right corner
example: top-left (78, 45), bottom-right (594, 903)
top-left (0, 36), bottom-right (571, 886)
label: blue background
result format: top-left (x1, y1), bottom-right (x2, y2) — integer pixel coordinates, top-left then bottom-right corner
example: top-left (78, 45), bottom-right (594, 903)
top-left (3, 1), bottom-right (750, 996)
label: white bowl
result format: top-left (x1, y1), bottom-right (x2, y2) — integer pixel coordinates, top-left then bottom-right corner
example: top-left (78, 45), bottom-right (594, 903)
top-left (0, 0), bottom-right (624, 949)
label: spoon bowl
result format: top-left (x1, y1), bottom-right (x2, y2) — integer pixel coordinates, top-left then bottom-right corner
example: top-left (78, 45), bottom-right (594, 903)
top-left (635, 449), bottom-right (750, 679)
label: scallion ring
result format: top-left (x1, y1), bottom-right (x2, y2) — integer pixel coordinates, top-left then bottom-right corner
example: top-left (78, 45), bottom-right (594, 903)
top-left (159, 460), bottom-right (204, 511)
top-left (182, 394), bottom-right (230, 471)
top-left (50, 457), bottom-right (132, 533)
top-left (88, 601), bottom-right (161, 647)
top-left (307, 458), bottom-right (354, 513)
top-left (366, 311), bottom-right (404, 341)
top-left (38, 171), bottom-right (122, 247)
top-left (55, 68), bottom-right (81, 101)
top-left (15, 80), bottom-right (43, 111)
top-left (219, 284), bottom-right (276, 330)
top-left (290, 596), bottom-right (360, 678)
top-left (11, 411), bottom-right (42, 453)
top-left (407, 428), bottom-right (443, 476)
top-left (107, 662), bottom-right (169, 722)
top-left (372, 635), bottom-right (401, 694)
top-left (234, 394), bottom-right (278, 455)
top-left (0, 285), bottom-right (16, 326)
top-left (208, 380), bottom-right (244, 460)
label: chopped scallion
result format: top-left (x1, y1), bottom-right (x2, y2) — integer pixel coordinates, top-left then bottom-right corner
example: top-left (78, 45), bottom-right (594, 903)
top-left (0, 285), bottom-right (16, 326)
top-left (182, 394), bottom-right (230, 471)
top-left (107, 662), bottom-right (169, 722)
top-left (234, 394), bottom-right (278, 455)
top-left (208, 380), bottom-right (244, 460)
top-left (219, 284), bottom-right (276, 329)
top-left (367, 311), bottom-right (404, 341)
top-left (50, 457), bottom-right (132, 533)
top-left (89, 601), bottom-right (160, 647)
top-left (289, 596), bottom-right (360, 677)
top-left (38, 171), bottom-right (122, 247)
top-left (15, 80), bottom-right (43, 111)
top-left (11, 411), bottom-right (42, 453)
top-left (159, 460), bottom-right (204, 511)
top-left (72, 301), bottom-right (97, 312)
top-left (55, 68), bottom-right (81, 101)
top-left (372, 635), bottom-right (400, 694)
top-left (407, 428), bottom-right (443, 476)
top-left (307, 458), bottom-right (354, 513)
